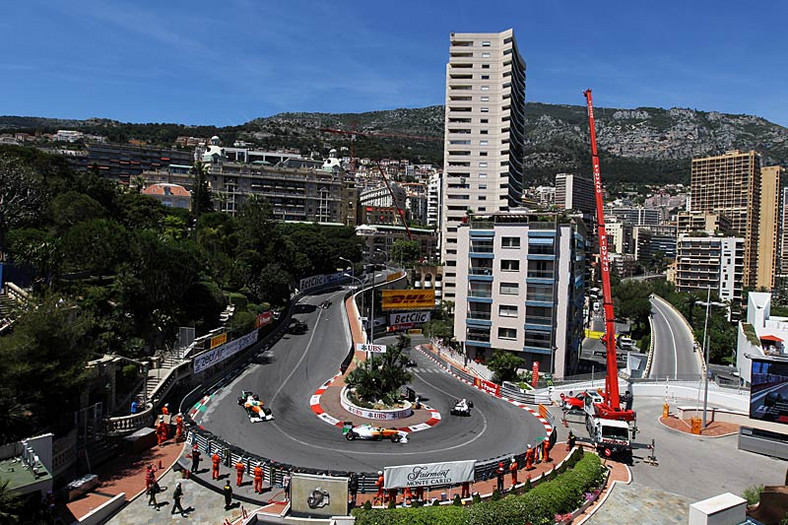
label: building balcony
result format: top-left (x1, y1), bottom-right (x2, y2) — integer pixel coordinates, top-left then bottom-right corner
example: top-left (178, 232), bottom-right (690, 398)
top-left (468, 296), bottom-right (493, 304)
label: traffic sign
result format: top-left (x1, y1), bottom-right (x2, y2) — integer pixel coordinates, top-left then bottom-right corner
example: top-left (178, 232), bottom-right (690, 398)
top-left (604, 448), bottom-right (612, 457)
top-left (356, 343), bottom-right (386, 353)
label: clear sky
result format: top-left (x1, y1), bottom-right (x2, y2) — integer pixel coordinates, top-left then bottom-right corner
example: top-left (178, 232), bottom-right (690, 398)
top-left (4, 0), bottom-right (788, 127)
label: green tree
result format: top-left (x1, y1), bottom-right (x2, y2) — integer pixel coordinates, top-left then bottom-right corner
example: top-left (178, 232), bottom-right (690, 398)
top-left (50, 191), bottom-right (106, 232)
top-left (60, 218), bottom-right (128, 278)
top-left (487, 349), bottom-right (525, 383)
top-left (248, 263), bottom-right (292, 306)
top-left (345, 334), bottom-right (413, 405)
top-left (0, 154), bottom-right (46, 238)
top-left (390, 239), bottom-right (421, 266)
top-left (190, 161), bottom-right (214, 225)
top-left (0, 478), bottom-right (22, 524)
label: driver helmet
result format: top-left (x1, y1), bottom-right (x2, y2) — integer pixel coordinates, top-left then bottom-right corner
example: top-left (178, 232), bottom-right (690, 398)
top-left (378, 470), bottom-right (383, 475)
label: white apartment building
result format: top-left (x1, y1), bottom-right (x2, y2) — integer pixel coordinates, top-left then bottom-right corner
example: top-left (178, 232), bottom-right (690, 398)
top-left (555, 173), bottom-right (595, 216)
top-left (427, 172), bottom-right (442, 228)
top-left (440, 29), bottom-right (527, 300)
top-left (454, 212), bottom-right (587, 378)
top-left (673, 235), bottom-right (744, 303)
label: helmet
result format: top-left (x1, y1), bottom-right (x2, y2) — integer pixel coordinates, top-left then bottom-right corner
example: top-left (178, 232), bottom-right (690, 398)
top-left (378, 470), bottom-right (383, 475)
top-left (498, 462), bottom-right (503, 468)
top-left (528, 444), bottom-right (532, 449)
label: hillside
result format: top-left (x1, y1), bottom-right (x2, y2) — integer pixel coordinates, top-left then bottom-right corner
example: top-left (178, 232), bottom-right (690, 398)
top-left (3, 101), bottom-right (787, 185)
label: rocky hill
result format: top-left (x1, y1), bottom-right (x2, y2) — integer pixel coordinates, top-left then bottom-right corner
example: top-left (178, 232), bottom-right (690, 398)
top-left (3, 102), bottom-right (787, 184)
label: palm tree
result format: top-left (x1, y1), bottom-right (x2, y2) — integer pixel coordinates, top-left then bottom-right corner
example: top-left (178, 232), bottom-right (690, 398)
top-left (346, 334), bottom-right (413, 406)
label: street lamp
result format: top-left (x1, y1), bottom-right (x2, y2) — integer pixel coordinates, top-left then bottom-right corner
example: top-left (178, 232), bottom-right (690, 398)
top-left (698, 286), bottom-right (727, 428)
top-left (339, 257), bottom-right (353, 276)
top-left (344, 273), bottom-right (366, 341)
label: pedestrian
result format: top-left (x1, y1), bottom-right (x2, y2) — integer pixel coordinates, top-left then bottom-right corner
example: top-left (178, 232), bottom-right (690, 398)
top-left (147, 480), bottom-right (161, 510)
top-left (254, 463), bottom-right (263, 494)
top-left (283, 471), bottom-right (291, 501)
top-left (191, 445), bottom-right (201, 473)
top-left (348, 472), bottom-right (359, 505)
top-left (130, 400), bottom-right (138, 414)
top-left (567, 430), bottom-right (576, 451)
top-left (223, 481), bottom-right (233, 510)
top-left (460, 480), bottom-right (470, 499)
top-left (509, 457), bottom-right (519, 487)
top-left (496, 462), bottom-right (505, 493)
top-left (145, 463), bottom-right (157, 492)
top-left (162, 403), bottom-right (170, 416)
top-left (525, 444), bottom-right (535, 470)
top-left (170, 482), bottom-right (186, 516)
top-left (544, 436), bottom-right (553, 463)
top-left (211, 452), bottom-right (221, 480)
top-left (235, 460), bottom-right (245, 487)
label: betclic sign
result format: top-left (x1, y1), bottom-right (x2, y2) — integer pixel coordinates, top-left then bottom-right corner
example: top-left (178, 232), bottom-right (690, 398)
top-left (381, 290), bottom-right (435, 310)
top-left (389, 312), bottom-right (431, 325)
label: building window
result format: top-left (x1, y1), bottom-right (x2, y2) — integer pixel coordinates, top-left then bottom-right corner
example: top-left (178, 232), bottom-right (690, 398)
top-left (480, 130), bottom-right (489, 134)
top-left (481, 52), bottom-right (491, 58)
top-left (480, 152), bottom-right (488, 156)
top-left (480, 140), bottom-right (489, 145)
top-left (479, 173), bottom-right (487, 178)
top-left (481, 64), bottom-right (490, 69)
top-left (498, 327), bottom-right (517, 340)
top-left (500, 282), bottom-right (519, 295)
top-left (502, 236), bottom-right (521, 248)
top-left (479, 195), bottom-right (486, 200)
top-left (479, 184), bottom-right (487, 189)
top-left (499, 304), bottom-right (518, 317)
top-left (480, 119), bottom-right (489, 123)
top-left (481, 41), bottom-right (491, 47)
top-left (501, 259), bottom-right (519, 271)
top-left (481, 75), bottom-right (490, 80)
top-left (481, 107), bottom-right (489, 112)
top-left (481, 86), bottom-right (490, 91)
top-left (480, 96), bottom-right (490, 102)
top-left (479, 162), bottom-right (488, 167)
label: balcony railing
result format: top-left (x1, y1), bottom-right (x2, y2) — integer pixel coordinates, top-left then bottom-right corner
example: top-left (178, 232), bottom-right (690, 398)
top-left (470, 267), bottom-right (493, 276)
top-left (468, 311), bottom-right (492, 321)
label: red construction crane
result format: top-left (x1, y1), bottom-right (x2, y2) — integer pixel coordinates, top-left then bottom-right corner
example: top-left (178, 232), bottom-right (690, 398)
top-left (584, 89), bottom-right (635, 423)
top-left (320, 127), bottom-right (440, 241)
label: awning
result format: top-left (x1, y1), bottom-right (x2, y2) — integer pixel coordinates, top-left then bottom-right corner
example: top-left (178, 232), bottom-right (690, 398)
top-left (760, 335), bottom-right (784, 342)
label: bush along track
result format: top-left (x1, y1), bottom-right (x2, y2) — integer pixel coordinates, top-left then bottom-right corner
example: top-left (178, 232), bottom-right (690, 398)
top-left (352, 449), bottom-right (608, 525)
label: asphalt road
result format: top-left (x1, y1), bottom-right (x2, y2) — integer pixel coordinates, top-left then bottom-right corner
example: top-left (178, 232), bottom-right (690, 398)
top-left (649, 296), bottom-right (701, 380)
top-left (198, 288), bottom-right (545, 472)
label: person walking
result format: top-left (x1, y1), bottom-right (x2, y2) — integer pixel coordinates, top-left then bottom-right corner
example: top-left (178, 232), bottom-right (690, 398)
top-left (235, 460), bottom-right (246, 487)
top-left (348, 472), bottom-right (359, 506)
top-left (283, 472), bottom-right (291, 502)
top-left (567, 430), bottom-right (576, 451)
top-left (145, 464), bottom-right (157, 492)
top-left (253, 463), bottom-right (263, 494)
top-left (170, 482), bottom-right (186, 516)
top-left (223, 481), bottom-right (233, 510)
top-left (211, 452), bottom-right (221, 480)
top-left (460, 480), bottom-right (470, 499)
top-left (495, 462), bottom-right (505, 493)
top-left (191, 445), bottom-right (202, 473)
top-left (147, 480), bottom-right (161, 510)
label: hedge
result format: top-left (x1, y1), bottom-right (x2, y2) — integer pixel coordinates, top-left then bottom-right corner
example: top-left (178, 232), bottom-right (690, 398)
top-left (353, 452), bottom-right (606, 525)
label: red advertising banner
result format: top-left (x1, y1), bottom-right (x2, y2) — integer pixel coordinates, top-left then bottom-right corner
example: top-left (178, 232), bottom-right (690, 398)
top-left (256, 311), bottom-right (273, 328)
top-left (473, 377), bottom-right (500, 396)
top-left (531, 361), bottom-right (540, 388)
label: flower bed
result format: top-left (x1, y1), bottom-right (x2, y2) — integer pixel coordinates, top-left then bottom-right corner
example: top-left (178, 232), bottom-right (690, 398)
top-left (353, 450), bottom-right (607, 525)
top-left (341, 386), bottom-right (412, 420)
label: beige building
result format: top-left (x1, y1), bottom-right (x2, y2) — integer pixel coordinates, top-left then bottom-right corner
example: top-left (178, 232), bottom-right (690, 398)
top-left (757, 166), bottom-right (782, 289)
top-left (675, 211), bottom-right (731, 235)
top-left (674, 235), bottom-right (744, 303)
top-left (440, 29), bottom-right (526, 300)
top-left (690, 150), bottom-right (760, 288)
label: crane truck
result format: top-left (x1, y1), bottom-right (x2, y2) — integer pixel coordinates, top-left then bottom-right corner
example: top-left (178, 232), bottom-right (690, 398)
top-left (582, 89), bottom-right (638, 458)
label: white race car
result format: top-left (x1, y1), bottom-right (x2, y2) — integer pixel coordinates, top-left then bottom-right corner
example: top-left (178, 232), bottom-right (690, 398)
top-left (237, 391), bottom-right (274, 422)
top-left (343, 424), bottom-right (408, 443)
top-left (450, 398), bottom-right (473, 417)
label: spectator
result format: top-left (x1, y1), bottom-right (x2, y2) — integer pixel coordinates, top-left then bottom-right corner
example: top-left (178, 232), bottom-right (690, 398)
top-left (147, 481), bottom-right (161, 510)
top-left (170, 482), bottom-right (186, 516)
top-left (223, 481), bottom-right (233, 510)
top-left (283, 472), bottom-right (291, 501)
top-left (130, 400), bottom-right (138, 414)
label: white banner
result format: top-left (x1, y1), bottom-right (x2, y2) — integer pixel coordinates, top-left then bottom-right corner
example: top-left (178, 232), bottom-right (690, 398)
top-left (384, 460), bottom-right (476, 489)
top-left (299, 274), bottom-right (325, 292)
top-left (389, 311), bottom-right (431, 325)
top-left (356, 343), bottom-right (386, 353)
top-left (193, 330), bottom-right (259, 374)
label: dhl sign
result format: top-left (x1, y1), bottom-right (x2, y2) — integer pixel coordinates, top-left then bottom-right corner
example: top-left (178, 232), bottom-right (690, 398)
top-left (381, 289), bottom-right (435, 310)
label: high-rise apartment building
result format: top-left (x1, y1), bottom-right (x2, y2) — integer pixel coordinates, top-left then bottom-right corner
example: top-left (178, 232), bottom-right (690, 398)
top-left (781, 187), bottom-right (788, 275)
top-left (690, 150), bottom-right (760, 288)
top-left (674, 235), bottom-right (744, 302)
top-left (427, 172), bottom-right (442, 228)
top-left (758, 166), bottom-right (782, 289)
top-left (555, 173), bottom-right (595, 216)
top-left (440, 29), bottom-right (526, 300)
top-left (454, 212), bottom-right (587, 378)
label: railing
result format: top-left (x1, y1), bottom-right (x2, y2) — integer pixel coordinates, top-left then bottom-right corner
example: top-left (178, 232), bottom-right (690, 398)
top-left (469, 267), bottom-right (493, 275)
top-left (103, 404), bottom-right (156, 435)
top-left (3, 282), bottom-right (29, 304)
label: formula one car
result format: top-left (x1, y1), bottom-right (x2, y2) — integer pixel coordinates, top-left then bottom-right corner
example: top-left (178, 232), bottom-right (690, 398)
top-left (343, 424), bottom-right (408, 443)
top-left (559, 390), bottom-right (603, 412)
top-left (237, 391), bottom-right (274, 422)
top-left (450, 398), bottom-right (473, 416)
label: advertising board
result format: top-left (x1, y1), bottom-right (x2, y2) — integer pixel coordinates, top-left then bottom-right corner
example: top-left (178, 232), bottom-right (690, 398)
top-left (381, 290), bottom-right (435, 310)
top-left (750, 358), bottom-right (788, 424)
top-left (384, 460), bottom-right (476, 489)
top-left (473, 377), bottom-right (500, 396)
top-left (210, 332), bottom-right (227, 349)
top-left (356, 343), bottom-right (386, 353)
top-left (255, 311), bottom-right (272, 328)
top-left (193, 330), bottom-right (259, 374)
top-left (389, 312), bottom-right (431, 325)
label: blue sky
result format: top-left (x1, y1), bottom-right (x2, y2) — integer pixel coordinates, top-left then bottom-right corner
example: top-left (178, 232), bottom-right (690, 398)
top-left (3, 0), bottom-right (788, 127)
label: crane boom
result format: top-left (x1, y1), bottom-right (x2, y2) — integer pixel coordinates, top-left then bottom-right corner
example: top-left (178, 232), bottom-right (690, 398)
top-left (374, 163), bottom-right (413, 240)
top-left (584, 89), bottom-right (634, 422)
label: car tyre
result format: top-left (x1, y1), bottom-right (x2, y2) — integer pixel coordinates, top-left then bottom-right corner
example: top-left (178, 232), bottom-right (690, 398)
top-left (391, 434), bottom-right (401, 443)
top-left (345, 432), bottom-right (356, 441)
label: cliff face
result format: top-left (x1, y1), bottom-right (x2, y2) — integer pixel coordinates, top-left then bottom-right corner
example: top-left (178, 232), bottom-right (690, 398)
top-left (3, 101), bottom-right (786, 184)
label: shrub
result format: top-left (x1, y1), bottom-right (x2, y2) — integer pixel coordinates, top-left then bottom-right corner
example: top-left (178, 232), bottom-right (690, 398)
top-left (352, 506), bottom-right (464, 525)
top-left (453, 494), bottom-right (462, 506)
top-left (432, 499), bottom-right (440, 506)
top-left (363, 500), bottom-right (372, 511)
top-left (491, 489), bottom-right (501, 501)
top-left (472, 492), bottom-right (481, 504)
top-left (742, 484), bottom-right (764, 505)
top-left (388, 499), bottom-right (396, 509)
top-left (227, 292), bottom-right (248, 310)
